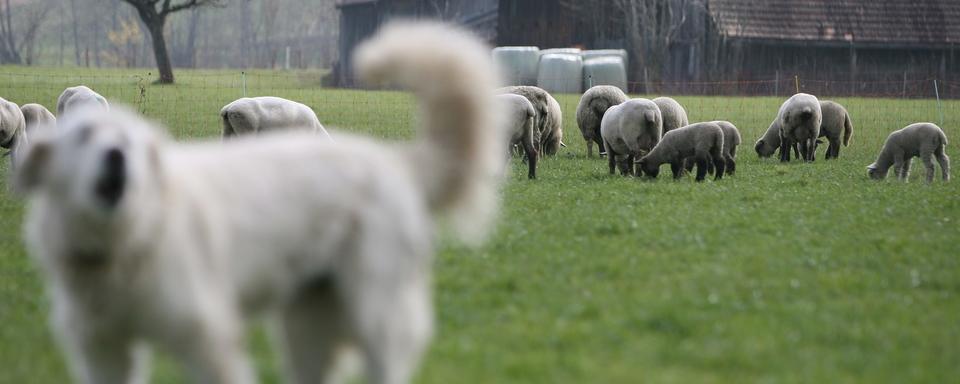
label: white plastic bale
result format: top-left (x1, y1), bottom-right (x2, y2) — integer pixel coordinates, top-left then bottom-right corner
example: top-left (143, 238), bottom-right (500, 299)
top-left (539, 48), bottom-right (582, 56)
top-left (492, 46), bottom-right (541, 86)
top-left (537, 53), bottom-right (584, 94)
top-left (581, 49), bottom-right (629, 69)
top-left (582, 57), bottom-right (627, 92)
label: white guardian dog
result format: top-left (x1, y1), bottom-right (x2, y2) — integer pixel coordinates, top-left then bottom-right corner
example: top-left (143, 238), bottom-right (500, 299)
top-left (16, 22), bottom-right (504, 384)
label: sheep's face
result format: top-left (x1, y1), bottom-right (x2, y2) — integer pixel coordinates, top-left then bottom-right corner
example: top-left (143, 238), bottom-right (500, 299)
top-left (637, 157), bottom-right (659, 178)
top-left (15, 107), bottom-right (163, 218)
top-left (755, 139), bottom-right (777, 158)
top-left (867, 163), bottom-right (887, 180)
top-left (0, 102), bottom-right (20, 149)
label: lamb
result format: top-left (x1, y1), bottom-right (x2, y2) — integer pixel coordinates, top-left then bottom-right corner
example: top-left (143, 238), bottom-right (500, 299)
top-left (497, 85), bottom-right (564, 156)
top-left (776, 93), bottom-right (822, 162)
top-left (497, 93), bottom-right (538, 179)
top-left (686, 120), bottom-right (740, 175)
top-left (754, 119), bottom-right (799, 159)
top-left (0, 97), bottom-right (25, 162)
top-left (576, 85), bottom-right (628, 157)
top-left (600, 98), bottom-right (662, 176)
top-left (814, 100), bottom-right (853, 160)
top-left (56, 85), bottom-right (108, 117)
top-left (652, 96), bottom-right (689, 134)
top-left (11, 103), bottom-right (57, 167)
top-left (867, 123), bottom-right (949, 183)
top-left (638, 122), bottom-right (725, 182)
top-left (220, 96), bottom-right (332, 139)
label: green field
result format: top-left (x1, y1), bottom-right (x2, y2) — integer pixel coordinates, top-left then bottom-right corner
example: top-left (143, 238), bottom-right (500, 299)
top-left (1, 67), bottom-right (958, 383)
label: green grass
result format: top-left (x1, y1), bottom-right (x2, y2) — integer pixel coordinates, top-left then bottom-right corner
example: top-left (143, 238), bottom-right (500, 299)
top-left (1, 66), bottom-right (959, 383)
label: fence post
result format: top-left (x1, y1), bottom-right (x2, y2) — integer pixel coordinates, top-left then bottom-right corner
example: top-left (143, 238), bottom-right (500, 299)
top-left (902, 71), bottom-right (907, 99)
top-left (241, 71), bottom-right (247, 97)
top-left (285, 46), bottom-right (291, 70)
top-left (794, 75), bottom-right (800, 94)
top-left (775, 70), bottom-right (779, 97)
top-left (934, 79), bottom-right (944, 126)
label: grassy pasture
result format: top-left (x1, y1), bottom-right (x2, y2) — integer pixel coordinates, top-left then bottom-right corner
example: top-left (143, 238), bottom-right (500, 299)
top-left (0, 67), bottom-right (958, 383)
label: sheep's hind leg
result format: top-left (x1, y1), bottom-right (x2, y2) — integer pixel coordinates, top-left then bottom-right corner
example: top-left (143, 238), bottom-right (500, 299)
top-left (695, 156), bottom-right (709, 182)
top-left (277, 277), bottom-right (351, 384)
top-left (713, 155), bottom-right (726, 180)
top-left (921, 151), bottom-right (936, 183)
top-left (671, 161), bottom-right (683, 179)
top-left (936, 146), bottom-right (950, 181)
top-left (607, 143), bottom-right (616, 175)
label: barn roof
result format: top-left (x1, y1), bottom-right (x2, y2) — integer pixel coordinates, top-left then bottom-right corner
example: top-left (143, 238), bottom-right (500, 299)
top-left (708, 0), bottom-right (960, 47)
top-left (336, 0), bottom-right (377, 7)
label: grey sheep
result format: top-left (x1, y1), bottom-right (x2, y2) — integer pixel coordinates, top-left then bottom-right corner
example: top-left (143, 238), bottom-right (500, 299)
top-left (868, 123), bottom-right (949, 183)
top-left (600, 98), bottom-right (662, 176)
top-left (56, 85), bottom-right (108, 117)
top-left (497, 94), bottom-right (538, 179)
top-left (814, 100), bottom-right (853, 160)
top-left (220, 96), bottom-right (332, 139)
top-left (576, 85), bottom-right (628, 157)
top-left (0, 97), bottom-right (25, 161)
top-left (638, 122), bottom-right (725, 182)
top-left (754, 119), bottom-right (799, 159)
top-left (653, 96), bottom-right (689, 134)
top-left (12, 103), bottom-right (57, 168)
top-left (498, 86), bottom-right (564, 156)
top-left (685, 121), bottom-right (740, 175)
top-left (776, 93), bottom-right (822, 162)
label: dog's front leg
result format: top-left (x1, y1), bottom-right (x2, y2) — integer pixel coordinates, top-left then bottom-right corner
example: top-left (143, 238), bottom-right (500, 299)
top-left (167, 306), bottom-right (256, 384)
top-left (55, 318), bottom-right (148, 384)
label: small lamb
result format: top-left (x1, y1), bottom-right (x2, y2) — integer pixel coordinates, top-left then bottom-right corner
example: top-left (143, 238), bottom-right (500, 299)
top-left (686, 121), bottom-right (740, 175)
top-left (498, 93), bottom-right (538, 179)
top-left (652, 96), bottom-right (689, 134)
top-left (576, 85), bottom-right (628, 157)
top-left (220, 96), bottom-right (331, 139)
top-left (638, 122), bottom-right (725, 182)
top-left (867, 123), bottom-right (949, 183)
top-left (600, 98), bottom-right (662, 175)
top-left (776, 93), bottom-right (822, 162)
top-left (815, 100), bottom-right (853, 160)
top-left (498, 86), bottom-right (564, 156)
top-left (754, 119), bottom-right (799, 159)
top-left (56, 85), bottom-right (108, 117)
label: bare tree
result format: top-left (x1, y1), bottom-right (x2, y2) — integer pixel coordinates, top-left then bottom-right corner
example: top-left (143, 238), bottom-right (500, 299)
top-left (120, 0), bottom-right (223, 83)
top-left (0, 0), bottom-right (53, 64)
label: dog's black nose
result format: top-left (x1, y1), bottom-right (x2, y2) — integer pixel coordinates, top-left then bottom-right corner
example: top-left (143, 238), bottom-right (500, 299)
top-left (95, 148), bottom-right (126, 208)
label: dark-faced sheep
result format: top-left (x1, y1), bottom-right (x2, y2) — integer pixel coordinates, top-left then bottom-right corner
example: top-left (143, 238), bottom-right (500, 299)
top-left (576, 85), bottom-right (627, 157)
top-left (652, 97), bottom-right (689, 134)
top-left (868, 123), bottom-right (949, 183)
top-left (754, 119), bottom-right (800, 159)
top-left (498, 86), bottom-right (564, 156)
top-left (777, 93), bottom-right (822, 162)
top-left (220, 96), bottom-right (332, 139)
top-left (814, 100), bottom-right (853, 160)
top-left (56, 85), bottom-right (108, 117)
top-left (638, 122), bottom-right (725, 182)
top-left (498, 94), bottom-right (538, 179)
top-left (600, 98), bottom-right (662, 176)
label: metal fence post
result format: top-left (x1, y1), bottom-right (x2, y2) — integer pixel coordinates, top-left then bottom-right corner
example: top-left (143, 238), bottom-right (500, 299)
top-left (241, 71), bottom-right (247, 97)
top-left (934, 79), bottom-right (944, 126)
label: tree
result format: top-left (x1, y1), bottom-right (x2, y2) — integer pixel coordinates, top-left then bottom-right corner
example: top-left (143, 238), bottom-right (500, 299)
top-left (121, 0), bottom-right (222, 83)
top-left (0, 0), bottom-right (52, 64)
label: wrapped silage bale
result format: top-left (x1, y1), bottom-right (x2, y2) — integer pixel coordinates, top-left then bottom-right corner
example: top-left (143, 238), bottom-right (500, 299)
top-left (582, 57), bottom-right (627, 92)
top-left (581, 49), bottom-right (629, 69)
top-left (539, 48), bottom-right (582, 56)
top-left (492, 46), bottom-right (540, 86)
top-left (537, 53), bottom-right (584, 94)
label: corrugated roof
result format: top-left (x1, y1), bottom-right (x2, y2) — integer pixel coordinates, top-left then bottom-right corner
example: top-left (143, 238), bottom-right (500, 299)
top-left (336, 0), bottom-right (378, 7)
top-left (709, 0), bottom-right (960, 46)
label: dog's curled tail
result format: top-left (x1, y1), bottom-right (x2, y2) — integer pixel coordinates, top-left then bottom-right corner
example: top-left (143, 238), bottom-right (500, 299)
top-left (354, 21), bottom-right (505, 244)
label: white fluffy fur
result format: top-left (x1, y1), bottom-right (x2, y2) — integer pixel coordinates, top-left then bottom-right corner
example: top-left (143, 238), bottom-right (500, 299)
top-left (600, 98), bottom-right (662, 175)
top-left (497, 93), bottom-right (538, 179)
top-left (777, 93), bottom-right (822, 162)
top-left (56, 85), bottom-right (109, 117)
top-left (220, 96), bottom-right (332, 140)
top-left (652, 96), bottom-right (689, 134)
top-left (18, 21), bottom-right (503, 384)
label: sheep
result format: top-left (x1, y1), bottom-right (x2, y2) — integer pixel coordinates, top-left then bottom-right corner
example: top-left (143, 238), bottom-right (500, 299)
top-left (576, 85), bottom-right (628, 157)
top-left (638, 122), bottom-right (725, 182)
top-left (652, 96), bottom-right (689, 134)
top-left (56, 85), bottom-right (108, 117)
top-left (11, 104), bottom-right (57, 167)
top-left (220, 96), bottom-right (332, 139)
top-left (776, 93), bottom-right (822, 162)
top-left (867, 123), bottom-right (949, 183)
top-left (685, 120), bottom-right (740, 175)
top-left (814, 100), bottom-right (853, 160)
top-left (600, 98), bottom-right (662, 176)
top-left (497, 93), bottom-right (538, 179)
top-left (498, 85), bottom-right (564, 156)
top-left (0, 97), bottom-right (25, 161)
top-left (754, 119), bottom-right (799, 159)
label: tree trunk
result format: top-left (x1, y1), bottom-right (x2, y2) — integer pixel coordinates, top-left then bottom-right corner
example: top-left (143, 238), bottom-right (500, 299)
top-left (69, 0), bottom-right (80, 66)
top-left (147, 21), bottom-right (174, 83)
top-left (184, 8), bottom-right (201, 68)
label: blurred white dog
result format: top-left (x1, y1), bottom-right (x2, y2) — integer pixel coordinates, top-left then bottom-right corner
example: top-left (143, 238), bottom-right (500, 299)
top-left (17, 22), bottom-right (504, 384)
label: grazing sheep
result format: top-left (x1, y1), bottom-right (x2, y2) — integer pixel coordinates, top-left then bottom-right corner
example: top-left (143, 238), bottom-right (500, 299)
top-left (600, 98), bottom-right (662, 176)
top-left (652, 97), bottom-right (689, 134)
top-left (754, 119), bottom-right (800, 159)
top-left (867, 123), bottom-right (949, 183)
top-left (220, 96), bottom-right (332, 139)
top-left (498, 85), bottom-right (564, 156)
top-left (777, 93), bottom-right (822, 162)
top-left (686, 121), bottom-right (740, 175)
top-left (638, 122), bottom-right (725, 182)
top-left (498, 93), bottom-right (538, 179)
top-left (576, 85), bottom-right (628, 157)
top-left (11, 104), bottom-right (57, 167)
top-left (0, 97), bottom-right (25, 161)
top-left (56, 85), bottom-right (108, 117)
top-left (814, 100), bottom-right (853, 160)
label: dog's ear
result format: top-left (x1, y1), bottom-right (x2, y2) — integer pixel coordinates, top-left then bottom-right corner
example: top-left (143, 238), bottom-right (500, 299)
top-left (13, 141), bottom-right (51, 195)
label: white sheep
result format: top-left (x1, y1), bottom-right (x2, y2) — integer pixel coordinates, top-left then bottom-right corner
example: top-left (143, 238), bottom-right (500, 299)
top-left (815, 100), bottom-right (853, 160)
top-left (868, 123), bottom-right (949, 183)
top-left (638, 122), bottom-right (725, 182)
top-left (220, 96), bottom-right (332, 139)
top-left (600, 98), bottom-right (662, 175)
top-left (754, 119), bottom-right (799, 159)
top-left (12, 103), bottom-right (57, 168)
top-left (497, 93), bottom-right (538, 179)
top-left (576, 85), bottom-right (627, 157)
top-left (653, 96), bottom-right (689, 134)
top-left (56, 85), bottom-right (108, 117)
top-left (0, 97), bottom-right (25, 163)
top-left (777, 93), bottom-right (822, 162)
top-left (498, 86), bottom-right (564, 156)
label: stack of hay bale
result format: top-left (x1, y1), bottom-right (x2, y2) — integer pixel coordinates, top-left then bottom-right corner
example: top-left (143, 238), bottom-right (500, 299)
top-left (492, 46), bottom-right (629, 94)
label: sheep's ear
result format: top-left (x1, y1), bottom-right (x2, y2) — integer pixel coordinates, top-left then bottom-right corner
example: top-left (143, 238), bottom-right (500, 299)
top-left (866, 163), bottom-right (877, 170)
top-left (13, 141), bottom-right (51, 195)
